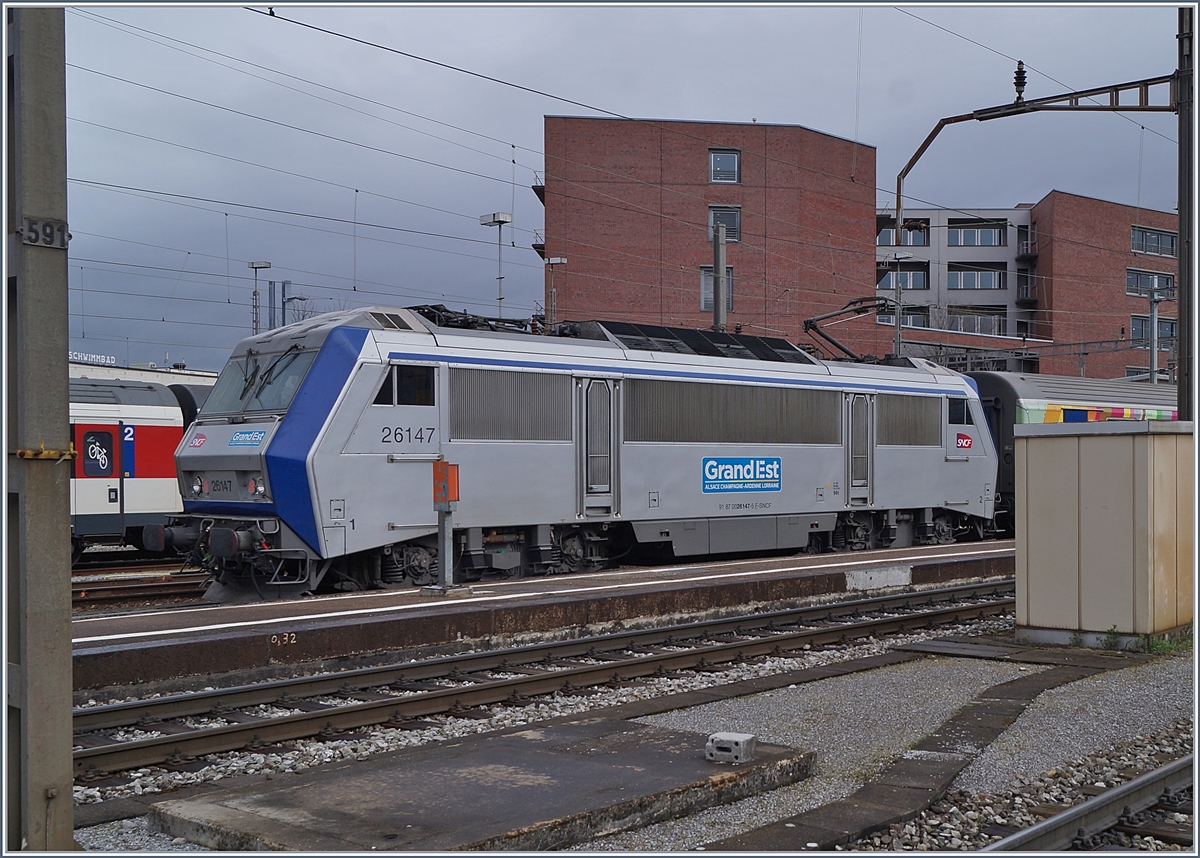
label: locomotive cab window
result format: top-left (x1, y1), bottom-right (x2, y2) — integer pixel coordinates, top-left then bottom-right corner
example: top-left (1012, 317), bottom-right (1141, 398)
top-left (948, 398), bottom-right (974, 425)
top-left (201, 347), bottom-right (316, 415)
top-left (374, 365), bottom-right (435, 406)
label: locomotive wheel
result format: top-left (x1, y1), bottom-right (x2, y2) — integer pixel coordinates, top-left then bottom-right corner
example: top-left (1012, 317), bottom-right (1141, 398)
top-left (403, 546), bottom-right (438, 586)
top-left (559, 532), bottom-right (586, 572)
top-left (931, 515), bottom-right (956, 545)
top-left (71, 537), bottom-right (84, 565)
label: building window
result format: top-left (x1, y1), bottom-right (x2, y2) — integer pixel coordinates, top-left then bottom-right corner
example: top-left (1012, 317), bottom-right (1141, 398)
top-left (1125, 366), bottom-right (1172, 382)
top-left (945, 306), bottom-right (1007, 336)
top-left (947, 264), bottom-right (1007, 290)
top-left (947, 220), bottom-right (1007, 247)
top-left (876, 217), bottom-right (929, 247)
top-left (1131, 314), bottom-right (1177, 345)
top-left (876, 306), bottom-right (929, 328)
top-left (876, 265), bottom-right (929, 290)
top-left (1131, 226), bottom-right (1177, 257)
top-left (700, 266), bottom-right (734, 312)
top-left (1126, 269), bottom-right (1175, 298)
top-left (709, 149), bottom-right (740, 183)
top-left (709, 207), bottom-right (741, 242)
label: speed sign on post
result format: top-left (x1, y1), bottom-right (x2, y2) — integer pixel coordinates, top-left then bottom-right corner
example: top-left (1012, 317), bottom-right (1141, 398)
top-left (22, 217), bottom-right (69, 248)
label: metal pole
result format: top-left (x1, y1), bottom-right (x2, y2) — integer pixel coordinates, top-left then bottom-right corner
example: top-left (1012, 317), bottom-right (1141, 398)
top-left (7, 8), bottom-right (76, 849)
top-left (437, 507), bottom-right (455, 588)
top-left (282, 280), bottom-right (289, 325)
top-left (496, 224), bottom-right (504, 319)
top-left (252, 269), bottom-right (260, 334)
top-left (712, 223), bottom-right (727, 332)
top-left (268, 281), bottom-right (275, 329)
top-left (1178, 6), bottom-right (1193, 418)
top-left (894, 259), bottom-right (903, 357)
top-left (1150, 292), bottom-right (1160, 383)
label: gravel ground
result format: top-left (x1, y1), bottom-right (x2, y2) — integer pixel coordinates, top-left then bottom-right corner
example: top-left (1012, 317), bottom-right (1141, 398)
top-left (577, 651), bottom-right (1193, 852)
top-left (571, 655), bottom-right (1044, 851)
top-left (953, 653), bottom-right (1195, 795)
top-left (71, 617), bottom-right (1194, 853)
top-left (849, 717), bottom-right (1193, 851)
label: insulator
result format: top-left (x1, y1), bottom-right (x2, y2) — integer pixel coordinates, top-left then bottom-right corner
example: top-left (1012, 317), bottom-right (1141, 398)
top-left (1014, 60), bottom-right (1027, 102)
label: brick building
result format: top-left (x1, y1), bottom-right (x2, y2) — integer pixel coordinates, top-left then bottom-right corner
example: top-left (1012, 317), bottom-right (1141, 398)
top-left (537, 116), bottom-right (889, 357)
top-left (1023, 191), bottom-right (1178, 379)
top-left (537, 117), bottom-right (1179, 380)
top-left (875, 191), bottom-right (1179, 379)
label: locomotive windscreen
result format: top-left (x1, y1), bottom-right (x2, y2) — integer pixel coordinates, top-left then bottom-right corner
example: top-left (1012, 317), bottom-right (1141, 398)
top-left (201, 347), bottom-right (317, 415)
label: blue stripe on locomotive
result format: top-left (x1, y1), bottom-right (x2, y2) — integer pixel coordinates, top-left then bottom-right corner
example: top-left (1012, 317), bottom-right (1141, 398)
top-left (266, 326), bottom-right (368, 553)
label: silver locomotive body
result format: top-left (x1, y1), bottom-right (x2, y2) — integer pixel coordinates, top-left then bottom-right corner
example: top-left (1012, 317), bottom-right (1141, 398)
top-left (151, 307), bottom-right (998, 600)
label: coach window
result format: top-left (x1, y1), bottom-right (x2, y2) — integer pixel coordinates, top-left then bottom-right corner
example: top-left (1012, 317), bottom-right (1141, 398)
top-left (948, 398), bottom-right (974, 426)
top-left (374, 365), bottom-right (435, 406)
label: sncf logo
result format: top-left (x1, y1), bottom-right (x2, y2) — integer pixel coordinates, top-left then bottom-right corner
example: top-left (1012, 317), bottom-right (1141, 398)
top-left (188, 433), bottom-right (207, 448)
top-left (956, 433), bottom-right (973, 449)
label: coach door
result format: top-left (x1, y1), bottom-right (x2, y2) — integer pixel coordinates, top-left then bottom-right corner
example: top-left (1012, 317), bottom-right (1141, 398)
top-left (577, 377), bottom-right (620, 517)
top-left (845, 393), bottom-right (873, 506)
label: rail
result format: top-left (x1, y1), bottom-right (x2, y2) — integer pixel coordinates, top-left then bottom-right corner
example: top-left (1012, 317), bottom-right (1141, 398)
top-left (73, 580), bottom-right (1014, 780)
top-left (981, 754), bottom-right (1193, 851)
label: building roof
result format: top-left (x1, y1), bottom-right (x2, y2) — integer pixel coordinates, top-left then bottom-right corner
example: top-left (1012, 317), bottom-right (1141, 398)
top-left (544, 114), bottom-right (876, 150)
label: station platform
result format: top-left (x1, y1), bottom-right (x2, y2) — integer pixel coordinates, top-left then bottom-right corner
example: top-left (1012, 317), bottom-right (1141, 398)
top-left (72, 541), bottom-right (1013, 694)
top-left (149, 717), bottom-right (810, 851)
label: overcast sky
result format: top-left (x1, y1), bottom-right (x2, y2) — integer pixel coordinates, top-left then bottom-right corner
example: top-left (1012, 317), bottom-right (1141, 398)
top-left (62, 3), bottom-right (1181, 372)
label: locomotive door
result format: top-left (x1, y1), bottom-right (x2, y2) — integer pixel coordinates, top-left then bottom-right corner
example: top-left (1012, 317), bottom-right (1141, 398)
top-left (577, 377), bottom-right (620, 517)
top-left (844, 393), bottom-right (874, 506)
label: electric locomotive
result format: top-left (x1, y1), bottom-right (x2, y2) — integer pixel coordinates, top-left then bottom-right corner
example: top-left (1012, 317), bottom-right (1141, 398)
top-left (147, 306), bottom-right (999, 600)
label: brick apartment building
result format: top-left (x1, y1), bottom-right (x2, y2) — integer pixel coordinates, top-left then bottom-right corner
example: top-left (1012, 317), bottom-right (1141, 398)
top-left (537, 117), bottom-right (1180, 380)
top-left (875, 191), bottom-right (1179, 379)
top-left (537, 115), bottom-right (892, 358)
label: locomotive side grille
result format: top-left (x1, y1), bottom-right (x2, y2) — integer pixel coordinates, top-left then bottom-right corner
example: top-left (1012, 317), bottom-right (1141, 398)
top-left (624, 379), bottom-right (840, 444)
top-left (876, 394), bottom-right (941, 446)
top-left (449, 368), bottom-right (572, 441)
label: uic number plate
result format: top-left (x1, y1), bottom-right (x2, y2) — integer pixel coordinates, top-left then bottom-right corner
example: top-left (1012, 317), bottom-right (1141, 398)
top-left (22, 217), bottom-right (69, 249)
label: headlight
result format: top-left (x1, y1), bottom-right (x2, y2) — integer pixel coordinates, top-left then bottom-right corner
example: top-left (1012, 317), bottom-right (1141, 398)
top-left (190, 475), bottom-right (204, 496)
top-left (248, 475), bottom-right (267, 497)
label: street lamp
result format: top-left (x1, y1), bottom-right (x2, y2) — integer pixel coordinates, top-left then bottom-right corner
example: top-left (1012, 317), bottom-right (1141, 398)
top-left (882, 252), bottom-right (914, 358)
top-left (480, 212), bottom-right (513, 318)
top-left (282, 295), bottom-right (308, 326)
top-left (544, 257), bottom-right (566, 332)
top-left (247, 261), bottom-right (271, 334)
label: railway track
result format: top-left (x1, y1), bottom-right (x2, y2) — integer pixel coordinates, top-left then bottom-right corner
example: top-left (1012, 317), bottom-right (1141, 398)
top-left (981, 755), bottom-right (1193, 851)
top-left (73, 579), bottom-right (1013, 782)
top-left (72, 573), bottom-right (210, 607)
